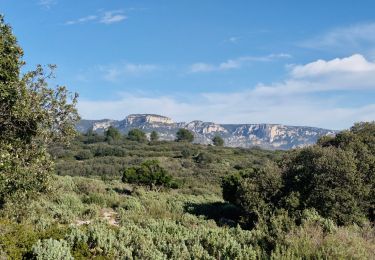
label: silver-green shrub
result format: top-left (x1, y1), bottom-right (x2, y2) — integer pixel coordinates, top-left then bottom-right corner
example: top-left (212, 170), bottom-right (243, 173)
top-left (32, 239), bottom-right (73, 260)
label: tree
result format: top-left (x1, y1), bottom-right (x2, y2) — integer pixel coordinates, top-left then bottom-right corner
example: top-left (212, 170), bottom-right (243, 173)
top-left (175, 128), bottom-right (194, 142)
top-left (150, 131), bottom-right (159, 142)
top-left (0, 16), bottom-right (79, 211)
top-left (105, 126), bottom-right (122, 143)
top-left (222, 163), bottom-right (283, 227)
top-left (212, 135), bottom-right (224, 146)
top-left (222, 122), bottom-right (375, 226)
top-left (127, 128), bottom-right (147, 143)
top-left (317, 122), bottom-right (375, 222)
top-left (281, 146), bottom-right (366, 225)
top-left (83, 128), bottom-right (105, 144)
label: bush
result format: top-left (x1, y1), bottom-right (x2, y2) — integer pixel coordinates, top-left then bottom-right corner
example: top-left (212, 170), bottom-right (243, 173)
top-left (74, 150), bottom-right (93, 160)
top-left (194, 152), bottom-right (214, 164)
top-left (180, 148), bottom-right (193, 158)
top-left (281, 145), bottom-right (367, 225)
top-left (222, 122), bottom-right (375, 227)
top-left (32, 239), bottom-right (73, 260)
top-left (0, 219), bottom-right (38, 259)
top-left (122, 160), bottom-right (178, 189)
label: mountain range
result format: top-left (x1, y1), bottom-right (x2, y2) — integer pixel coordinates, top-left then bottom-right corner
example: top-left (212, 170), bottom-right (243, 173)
top-left (76, 114), bottom-right (336, 150)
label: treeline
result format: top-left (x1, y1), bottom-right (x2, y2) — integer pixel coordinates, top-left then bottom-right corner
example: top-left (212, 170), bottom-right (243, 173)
top-left (84, 125), bottom-right (224, 146)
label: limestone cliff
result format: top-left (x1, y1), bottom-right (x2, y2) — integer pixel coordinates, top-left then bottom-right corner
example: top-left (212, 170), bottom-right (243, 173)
top-left (77, 114), bottom-right (336, 150)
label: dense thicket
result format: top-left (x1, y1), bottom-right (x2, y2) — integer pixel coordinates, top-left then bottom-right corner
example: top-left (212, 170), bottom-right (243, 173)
top-left (222, 122), bottom-right (375, 227)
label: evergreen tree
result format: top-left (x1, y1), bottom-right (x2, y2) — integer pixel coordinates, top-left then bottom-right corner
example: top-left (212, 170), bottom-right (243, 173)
top-left (127, 128), bottom-right (147, 143)
top-left (105, 126), bottom-right (122, 143)
top-left (212, 135), bottom-right (224, 146)
top-left (0, 16), bottom-right (79, 211)
top-left (150, 131), bottom-right (159, 142)
top-left (175, 128), bottom-right (194, 142)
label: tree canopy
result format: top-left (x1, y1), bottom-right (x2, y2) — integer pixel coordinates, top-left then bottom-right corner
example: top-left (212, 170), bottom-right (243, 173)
top-left (127, 128), bottom-right (147, 143)
top-left (105, 126), bottom-right (122, 143)
top-left (212, 135), bottom-right (224, 146)
top-left (175, 128), bottom-right (194, 142)
top-left (150, 131), bottom-right (159, 142)
top-left (222, 122), bottom-right (375, 226)
top-left (0, 16), bottom-right (79, 211)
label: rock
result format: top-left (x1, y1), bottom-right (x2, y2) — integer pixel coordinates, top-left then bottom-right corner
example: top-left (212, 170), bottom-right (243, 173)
top-left (76, 114), bottom-right (336, 150)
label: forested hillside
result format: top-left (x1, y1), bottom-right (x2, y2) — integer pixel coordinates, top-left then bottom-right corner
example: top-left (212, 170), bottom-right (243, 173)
top-left (0, 16), bottom-right (374, 259)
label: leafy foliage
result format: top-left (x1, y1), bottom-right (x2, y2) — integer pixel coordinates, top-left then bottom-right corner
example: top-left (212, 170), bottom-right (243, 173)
top-left (1, 16), bottom-right (373, 259)
top-left (150, 130), bottom-right (159, 142)
top-left (281, 146), bottom-right (366, 225)
top-left (212, 135), bottom-right (224, 146)
top-left (32, 239), bottom-right (73, 260)
top-left (222, 122), bottom-right (375, 226)
top-left (175, 128), bottom-right (194, 142)
top-left (0, 16), bottom-right (79, 210)
top-left (127, 128), bottom-right (147, 143)
top-left (0, 174), bottom-right (373, 259)
top-left (194, 151), bottom-right (214, 164)
top-left (105, 126), bottom-right (122, 143)
top-left (122, 160), bottom-right (178, 189)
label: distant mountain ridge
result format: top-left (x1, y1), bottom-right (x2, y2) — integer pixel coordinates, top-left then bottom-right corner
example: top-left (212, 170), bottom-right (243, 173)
top-left (76, 114), bottom-right (336, 150)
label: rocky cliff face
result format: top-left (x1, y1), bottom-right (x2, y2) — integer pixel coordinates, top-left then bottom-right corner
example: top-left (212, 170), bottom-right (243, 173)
top-left (125, 114), bottom-right (174, 125)
top-left (76, 114), bottom-right (336, 150)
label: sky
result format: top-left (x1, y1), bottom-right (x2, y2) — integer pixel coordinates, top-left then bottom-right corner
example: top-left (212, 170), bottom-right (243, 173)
top-left (1, 0), bottom-right (375, 129)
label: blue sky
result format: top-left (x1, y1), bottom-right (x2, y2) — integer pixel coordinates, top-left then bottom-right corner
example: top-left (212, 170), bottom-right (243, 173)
top-left (1, 0), bottom-right (375, 129)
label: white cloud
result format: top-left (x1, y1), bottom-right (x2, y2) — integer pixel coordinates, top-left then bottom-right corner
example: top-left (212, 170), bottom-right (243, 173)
top-left (189, 53), bottom-right (291, 73)
top-left (65, 15), bottom-right (97, 25)
top-left (100, 11), bottom-right (127, 24)
top-left (279, 54), bottom-right (375, 92)
top-left (77, 54), bottom-right (375, 129)
top-left (65, 10), bottom-right (126, 26)
top-left (291, 54), bottom-right (375, 78)
top-left (38, 0), bottom-right (57, 9)
top-left (100, 63), bottom-right (159, 81)
top-left (301, 23), bottom-right (375, 55)
top-left (78, 90), bottom-right (375, 130)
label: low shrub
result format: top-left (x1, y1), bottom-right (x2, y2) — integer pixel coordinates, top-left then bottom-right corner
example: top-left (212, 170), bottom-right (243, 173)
top-left (32, 239), bottom-right (73, 260)
top-left (122, 160), bottom-right (179, 189)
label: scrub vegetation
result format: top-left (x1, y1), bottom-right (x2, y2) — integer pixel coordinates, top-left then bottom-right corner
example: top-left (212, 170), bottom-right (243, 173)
top-left (0, 16), bottom-right (374, 259)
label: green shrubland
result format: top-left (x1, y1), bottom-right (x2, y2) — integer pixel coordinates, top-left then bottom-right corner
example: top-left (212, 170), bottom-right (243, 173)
top-left (0, 15), bottom-right (374, 259)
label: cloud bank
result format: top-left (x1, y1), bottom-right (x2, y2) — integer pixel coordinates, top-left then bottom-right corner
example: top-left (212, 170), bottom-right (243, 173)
top-left (78, 54), bottom-right (375, 129)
